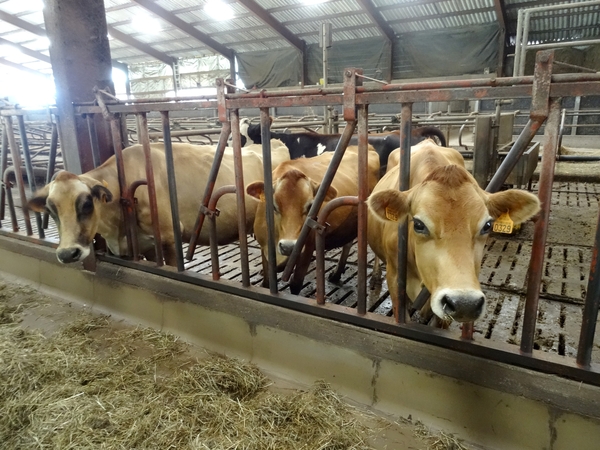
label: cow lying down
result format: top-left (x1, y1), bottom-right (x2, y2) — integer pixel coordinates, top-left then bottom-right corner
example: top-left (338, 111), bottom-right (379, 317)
top-left (28, 140), bottom-right (290, 266)
top-left (247, 145), bottom-right (380, 293)
top-left (368, 140), bottom-right (540, 325)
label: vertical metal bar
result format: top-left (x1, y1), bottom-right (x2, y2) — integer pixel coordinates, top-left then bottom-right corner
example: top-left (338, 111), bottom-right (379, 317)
top-left (0, 125), bottom-right (8, 224)
top-left (356, 104), bottom-right (369, 315)
top-left (521, 98), bottom-right (562, 354)
top-left (282, 120), bottom-right (357, 282)
top-left (260, 108), bottom-right (279, 294)
top-left (577, 205), bottom-right (600, 367)
top-left (519, 11), bottom-right (531, 76)
top-left (137, 113), bottom-right (164, 266)
top-left (185, 122), bottom-right (232, 260)
top-left (86, 114), bottom-right (102, 168)
top-left (209, 214), bottom-right (220, 280)
top-left (571, 96), bottom-right (581, 136)
top-left (396, 103), bottom-right (412, 323)
top-left (43, 122), bottom-right (59, 229)
top-left (513, 9), bottom-right (524, 77)
top-left (161, 111), bottom-right (184, 271)
top-left (230, 109), bottom-right (250, 286)
top-left (4, 116), bottom-right (32, 235)
top-left (16, 114), bottom-right (44, 239)
top-left (108, 115), bottom-right (135, 259)
top-left (486, 119), bottom-right (543, 193)
top-left (120, 113), bottom-right (129, 148)
top-left (315, 227), bottom-right (327, 304)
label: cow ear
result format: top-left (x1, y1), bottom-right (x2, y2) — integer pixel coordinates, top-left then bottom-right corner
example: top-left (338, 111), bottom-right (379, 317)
top-left (27, 185), bottom-right (50, 212)
top-left (368, 189), bottom-right (410, 223)
top-left (91, 184), bottom-right (113, 203)
top-left (486, 189), bottom-right (541, 224)
top-left (311, 180), bottom-right (337, 201)
top-left (247, 181), bottom-right (265, 201)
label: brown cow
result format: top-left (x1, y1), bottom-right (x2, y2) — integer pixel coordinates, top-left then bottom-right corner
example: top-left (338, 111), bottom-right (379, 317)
top-left (28, 140), bottom-right (290, 265)
top-left (368, 140), bottom-right (540, 324)
top-left (247, 145), bottom-right (380, 293)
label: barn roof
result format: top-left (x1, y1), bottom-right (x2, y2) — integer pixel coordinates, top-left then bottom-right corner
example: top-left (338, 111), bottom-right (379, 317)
top-left (0, 0), bottom-right (598, 76)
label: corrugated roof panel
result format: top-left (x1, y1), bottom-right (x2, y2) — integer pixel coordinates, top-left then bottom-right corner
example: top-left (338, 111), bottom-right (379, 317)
top-left (273, 1), bottom-right (362, 23)
top-left (105, 0), bottom-right (133, 9)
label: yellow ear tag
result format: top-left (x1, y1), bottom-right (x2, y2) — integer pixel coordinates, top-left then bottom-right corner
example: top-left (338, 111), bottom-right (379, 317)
top-left (102, 179), bottom-right (109, 188)
top-left (259, 193), bottom-right (266, 202)
top-left (493, 212), bottom-right (514, 234)
top-left (385, 207), bottom-right (398, 221)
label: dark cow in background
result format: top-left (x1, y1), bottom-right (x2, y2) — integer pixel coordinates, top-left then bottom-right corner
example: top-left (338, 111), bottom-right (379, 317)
top-left (238, 118), bottom-right (446, 173)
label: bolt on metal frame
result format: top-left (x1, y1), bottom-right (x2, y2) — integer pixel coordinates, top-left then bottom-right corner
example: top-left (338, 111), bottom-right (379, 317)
top-left (39, 49), bottom-right (600, 386)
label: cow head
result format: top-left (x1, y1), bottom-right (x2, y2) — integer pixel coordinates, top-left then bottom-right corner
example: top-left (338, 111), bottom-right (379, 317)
top-left (368, 165), bottom-right (540, 323)
top-left (27, 171), bottom-right (113, 264)
top-left (247, 168), bottom-right (337, 269)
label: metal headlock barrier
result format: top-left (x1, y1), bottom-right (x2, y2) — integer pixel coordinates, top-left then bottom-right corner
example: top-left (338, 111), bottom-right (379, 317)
top-left (2, 50), bottom-right (600, 386)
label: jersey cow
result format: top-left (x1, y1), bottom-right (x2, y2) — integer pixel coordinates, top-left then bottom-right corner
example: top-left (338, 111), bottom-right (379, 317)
top-left (239, 118), bottom-right (446, 173)
top-left (28, 140), bottom-right (290, 266)
top-left (247, 145), bottom-right (380, 293)
top-left (367, 140), bottom-right (540, 324)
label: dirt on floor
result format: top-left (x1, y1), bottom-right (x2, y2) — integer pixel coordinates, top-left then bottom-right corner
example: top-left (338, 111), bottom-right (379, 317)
top-left (0, 273), bottom-right (479, 450)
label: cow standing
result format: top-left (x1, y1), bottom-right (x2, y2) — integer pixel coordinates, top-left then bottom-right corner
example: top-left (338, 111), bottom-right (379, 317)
top-left (247, 145), bottom-right (380, 293)
top-left (367, 140), bottom-right (540, 324)
top-left (28, 140), bottom-right (290, 266)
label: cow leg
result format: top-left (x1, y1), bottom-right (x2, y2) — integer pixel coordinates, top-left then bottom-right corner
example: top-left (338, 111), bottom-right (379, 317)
top-left (260, 253), bottom-right (270, 289)
top-left (328, 242), bottom-right (352, 283)
top-left (289, 239), bottom-right (315, 295)
top-left (369, 256), bottom-right (383, 290)
top-left (163, 242), bottom-right (179, 267)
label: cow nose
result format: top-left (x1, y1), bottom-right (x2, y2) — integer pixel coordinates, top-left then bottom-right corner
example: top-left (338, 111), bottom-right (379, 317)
top-left (441, 292), bottom-right (485, 322)
top-left (278, 240), bottom-right (296, 256)
top-left (57, 247), bottom-right (82, 263)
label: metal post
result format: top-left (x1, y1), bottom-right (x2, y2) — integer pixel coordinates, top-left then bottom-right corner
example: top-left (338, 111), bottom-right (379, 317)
top-left (513, 9), bottom-right (523, 77)
top-left (4, 116), bottom-right (32, 235)
top-left (571, 96), bottom-right (581, 136)
top-left (137, 112), bottom-right (164, 266)
top-left (16, 115), bottom-right (44, 238)
top-left (576, 205), bottom-right (600, 367)
top-left (161, 111), bottom-right (185, 271)
top-left (42, 123), bottom-right (59, 229)
top-left (518, 11), bottom-right (531, 76)
top-left (321, 23), bottom-right (332, 134)
top-left (521, 98), bottom-right (562, 354)
top-left (356, 104), bottom-right (369, 315)
top-left (396, 103), bottom-right (412, 323)
top-left (0, 125), bottom-right (8, 224)
top-left (230, 109), bottom-right (250, 287)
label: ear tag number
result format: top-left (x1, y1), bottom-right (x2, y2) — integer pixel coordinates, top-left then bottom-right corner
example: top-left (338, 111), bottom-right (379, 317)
top-left (493, 212), bottom-right (514, 234)
top-left (385, 207), bottom-right (398, 221)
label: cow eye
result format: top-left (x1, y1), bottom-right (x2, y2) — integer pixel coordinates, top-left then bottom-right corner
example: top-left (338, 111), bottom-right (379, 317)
top-left (413, 218), bottom-right (429, 235)
top-left (81, 199), bottom-right (94, 215)
top-left (481, 220), bottom-right (493, 235)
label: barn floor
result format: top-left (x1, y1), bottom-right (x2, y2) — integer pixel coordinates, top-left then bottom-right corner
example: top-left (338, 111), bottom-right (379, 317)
top-left (2, 180), bottom-right (599, 363)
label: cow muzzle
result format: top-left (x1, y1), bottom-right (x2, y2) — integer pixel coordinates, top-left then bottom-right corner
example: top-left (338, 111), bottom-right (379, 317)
top-left (56, 245), bottom-right (89, 264)
top-left (431, 288), bottom-right (485, 323)
top-left (278, 239), bottom-right (296, 257)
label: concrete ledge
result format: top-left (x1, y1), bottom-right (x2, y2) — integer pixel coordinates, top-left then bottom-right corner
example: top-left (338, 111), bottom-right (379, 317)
top-left (1, 235), bottom-right (599, 450)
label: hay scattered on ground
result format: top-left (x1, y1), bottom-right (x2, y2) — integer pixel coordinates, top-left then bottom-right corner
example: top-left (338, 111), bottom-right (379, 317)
top-left (0, 287), bottom-right (373, 450)
top-left (415, 420), bottom-right (470, 450)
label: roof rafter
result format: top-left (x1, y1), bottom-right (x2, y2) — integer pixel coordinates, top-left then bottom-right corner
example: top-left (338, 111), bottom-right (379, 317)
top-left (355, 0), bottom-right (396, 42)
top-left (0, 57), bottom-right (50, 77)
top-left (108, 26), bottom-right (176, 66)
top-left (0, 36), bottom-right (50, 63)
top-left (388, 7), bottom-right (494, 25)
top-left (129, 0), bottom-right (235, 60)
top-left (0, 10), bottom-right (46, 37)
top-left (235, 0), bottom-right (305, 52)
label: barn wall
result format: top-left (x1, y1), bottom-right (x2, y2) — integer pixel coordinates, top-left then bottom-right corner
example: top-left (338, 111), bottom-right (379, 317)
top-left (1, 236), bottom-right (599, 450)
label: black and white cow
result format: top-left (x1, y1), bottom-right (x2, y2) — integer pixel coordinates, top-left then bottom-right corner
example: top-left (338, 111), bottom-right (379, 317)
top-left (238, 119), bottom-right (446, 173)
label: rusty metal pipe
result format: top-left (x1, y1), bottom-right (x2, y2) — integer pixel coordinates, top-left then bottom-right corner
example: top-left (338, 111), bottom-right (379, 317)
top-left (16, 115), bottom-right (44, 239)
top-left (396, 103), bottom-right (412, 323)
top-left (576, 202), bottom-right (600, 367)
top-left (0, 126), bottom-right (8, 223)
top-left (282, 120), bottom-right (357, 282)
top-left (4, 116), bottom-right (32, 235)
top-left (2, 168), bottom-right (17, 232)
top-left (161, 111), bottom-right (185, 271)
top-left (357, 105), bottom-right (369, 315)
top-left (207, 185), bottom-right (237, 281)
top-left (186, 122), bottom-right (231, 260)
top-left (521, 99), bottom-right (562, 354)
top-left (259, 108), bottom-right (278, 294)
top-left (137, 113), bottom-right (164, 266)
top-left (42, 122), bottom-right (58, 229)
top-left (122, 179), bottom-right (147, 262)
top-left (315, 196), bottom-right (359, 304)
top-left (85, 114), bottom-right (102, 168)
top-left (230, 109), bottom-right (250, 287)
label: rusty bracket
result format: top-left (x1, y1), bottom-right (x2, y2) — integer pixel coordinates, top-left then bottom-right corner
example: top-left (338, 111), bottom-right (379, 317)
top-left (306, 217), bottom-right (328, 234)
top-left (200, 204), bottom-right (221, 218)
top-left (216, 78), bottom-right (236, 123)
top-left (343, 68), bottom-right (363, 122)
top-left (530, 50), bottom-right (554, 121)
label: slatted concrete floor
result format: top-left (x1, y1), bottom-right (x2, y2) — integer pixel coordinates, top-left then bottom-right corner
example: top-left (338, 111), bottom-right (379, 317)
top-left (2, 181), bottom-right (599, 362)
